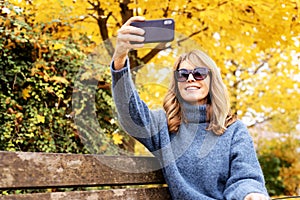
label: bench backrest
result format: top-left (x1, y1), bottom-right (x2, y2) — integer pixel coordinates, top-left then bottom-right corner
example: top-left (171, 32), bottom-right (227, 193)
top-left (0, 151), bottom-right (171, 200)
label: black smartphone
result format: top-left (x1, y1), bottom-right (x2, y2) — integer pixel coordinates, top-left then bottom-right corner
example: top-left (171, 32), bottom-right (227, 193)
top-left (130, 18), bottom-right (175, 44)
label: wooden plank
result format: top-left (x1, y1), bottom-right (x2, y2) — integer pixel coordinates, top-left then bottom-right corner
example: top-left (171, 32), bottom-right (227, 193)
top-left (0, 151), bottom-right (165, 189)
top-left (0, 187), bottom-right (171, 200)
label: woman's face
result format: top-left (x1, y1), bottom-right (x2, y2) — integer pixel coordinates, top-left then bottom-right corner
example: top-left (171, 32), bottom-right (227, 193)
top-left (177, 60), bottom-right (210, 105)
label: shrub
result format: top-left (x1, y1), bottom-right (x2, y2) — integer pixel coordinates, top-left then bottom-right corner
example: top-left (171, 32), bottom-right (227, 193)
top-left (0, 1), bottom-right (125, 154)
top-left (257, 134), bottom-right (300, 196)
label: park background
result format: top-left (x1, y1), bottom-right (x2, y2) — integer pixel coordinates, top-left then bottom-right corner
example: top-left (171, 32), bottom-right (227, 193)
top-left (0, 0), bottom-right (300, 197)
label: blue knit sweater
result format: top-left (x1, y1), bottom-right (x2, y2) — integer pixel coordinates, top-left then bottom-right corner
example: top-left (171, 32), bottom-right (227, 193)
top-left (111, 60), bottom-right (269, 200)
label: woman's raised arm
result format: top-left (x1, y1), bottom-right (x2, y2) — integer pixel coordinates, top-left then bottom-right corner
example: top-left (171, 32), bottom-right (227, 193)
top-left (112, 16), bottom-right (145, 70)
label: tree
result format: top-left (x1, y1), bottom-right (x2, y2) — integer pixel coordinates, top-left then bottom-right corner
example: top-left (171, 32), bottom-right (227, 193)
top-left (6, 0), bottom-right (300, 151)
top-left (67, 0), bottom-right (300, 133)
top-left (0, 0), bottom-right (124, 154)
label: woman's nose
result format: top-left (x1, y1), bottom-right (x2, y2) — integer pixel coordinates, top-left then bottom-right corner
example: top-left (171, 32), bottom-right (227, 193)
top-left (186, 73), bottom-right (196, 82)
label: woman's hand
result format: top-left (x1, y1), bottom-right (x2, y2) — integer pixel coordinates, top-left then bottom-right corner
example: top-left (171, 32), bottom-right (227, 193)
top-left (112, 16), bottom-right (146, 70)
top-left (244, 193), bottom-right (269, 200)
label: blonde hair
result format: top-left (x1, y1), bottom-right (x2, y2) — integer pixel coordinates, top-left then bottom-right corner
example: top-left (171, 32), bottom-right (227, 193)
top-left (163, 49), bottom-right (236, 135)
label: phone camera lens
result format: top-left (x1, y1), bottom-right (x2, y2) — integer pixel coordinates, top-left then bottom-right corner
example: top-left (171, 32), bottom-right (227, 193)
top-left (164, 20), bottom-right (173, 25)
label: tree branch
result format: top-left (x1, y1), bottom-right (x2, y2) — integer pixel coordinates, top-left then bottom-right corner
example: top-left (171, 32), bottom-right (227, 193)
top-left (177, 27), bottom-right (208, 45)
top-left (119, 0), bottom-right (134, 24)
top-left (140, 43), bottom-right (170, 65)
top-left (162, 0), bottom-right (171, 17)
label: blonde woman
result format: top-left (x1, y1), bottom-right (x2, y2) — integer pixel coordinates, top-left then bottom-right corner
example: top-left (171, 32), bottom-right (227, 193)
top-left (111, 16), bottom-right (269, 200)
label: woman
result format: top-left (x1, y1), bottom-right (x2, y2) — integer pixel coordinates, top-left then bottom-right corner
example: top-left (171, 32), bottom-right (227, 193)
top-left (111, 16), bottom-right (269, 200)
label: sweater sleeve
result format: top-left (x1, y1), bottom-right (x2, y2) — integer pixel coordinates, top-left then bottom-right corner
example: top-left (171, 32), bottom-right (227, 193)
top-left (223, 121), bottom-right (269, 200)
top-left (110, 59), bottom-right (166, 153)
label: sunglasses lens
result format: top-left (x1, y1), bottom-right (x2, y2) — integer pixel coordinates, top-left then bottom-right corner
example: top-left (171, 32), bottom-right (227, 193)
top-left (193, 68), bottom-right (208, 80)
top-left (175, 68), bottom-right (209, 82)
top-left (175, 70), bottom-right (189, 82)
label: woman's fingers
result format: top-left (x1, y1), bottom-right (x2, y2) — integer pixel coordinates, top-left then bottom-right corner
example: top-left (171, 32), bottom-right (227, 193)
top-left (118, 24), bottom-right (144, 35)
top-left (117, 32), bottom-right (144, 44)
top-left (112, 16), bottom-right (146, 68)
top-left (118, 16), bottom-right (146, 45)
top-left (117, 23), bottom-right (145, 42)
top-left (114, 17), bottom-right (146, 55)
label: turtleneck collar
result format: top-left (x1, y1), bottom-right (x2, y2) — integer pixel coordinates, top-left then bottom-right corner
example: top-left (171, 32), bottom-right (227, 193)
top-left (181, 101), bottom-right (207, 124)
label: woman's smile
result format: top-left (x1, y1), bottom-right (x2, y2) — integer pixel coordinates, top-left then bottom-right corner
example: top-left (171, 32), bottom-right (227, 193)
top-left (185, 85), bottom-right (201, 91)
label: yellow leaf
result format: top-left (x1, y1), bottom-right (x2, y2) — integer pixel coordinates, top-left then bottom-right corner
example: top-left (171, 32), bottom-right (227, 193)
top-left (112, 133), bottom-right (123, 145)
top-left (100, 144), bottom-right (108, 151)
top-left (5, 97), bottom-right (11, 104)
top-left (49, 76), bottom-right (69, 84)
top-left (36, 114), bottom-right (45, 123)
top-left (52, 43), bottom-right (65, 50)
top-left (45, 86), bottom-right (54, 93)
top-left (43, 70), bottom-right (51, 82)
top-left (16, 112), bottom-right (23, 119)
top-left (22, 86), bottom-right (31, 100)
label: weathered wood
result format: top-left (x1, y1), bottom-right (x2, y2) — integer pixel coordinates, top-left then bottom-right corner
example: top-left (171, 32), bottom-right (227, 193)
top-left (0, 187), bottom-right (171, 200)
top-left (0, 151), bottom-right (165, 189)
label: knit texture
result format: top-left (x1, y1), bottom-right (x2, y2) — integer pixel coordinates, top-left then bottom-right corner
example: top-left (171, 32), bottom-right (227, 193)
top-left (111, 60), bottom-right (269, 200)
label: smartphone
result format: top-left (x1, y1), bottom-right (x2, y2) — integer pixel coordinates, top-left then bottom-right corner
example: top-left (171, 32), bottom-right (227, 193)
top-left (130, 18), bottom-right (175, 44)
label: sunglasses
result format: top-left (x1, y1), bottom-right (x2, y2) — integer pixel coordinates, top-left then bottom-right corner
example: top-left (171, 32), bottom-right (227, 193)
top-left (174, 67), bottom-right (210, 82)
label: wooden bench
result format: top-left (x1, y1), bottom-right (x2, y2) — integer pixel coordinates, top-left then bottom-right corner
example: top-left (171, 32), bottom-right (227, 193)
top-left (0, 151), bottom-right (171, 200)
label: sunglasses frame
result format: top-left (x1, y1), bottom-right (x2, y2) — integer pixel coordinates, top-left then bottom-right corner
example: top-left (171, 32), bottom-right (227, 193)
top-left (174, 67), bottom-right (211, 82)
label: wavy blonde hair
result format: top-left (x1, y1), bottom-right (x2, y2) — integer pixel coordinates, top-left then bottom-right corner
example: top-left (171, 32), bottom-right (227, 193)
top-left (163, 49), bottom-right (236, 135)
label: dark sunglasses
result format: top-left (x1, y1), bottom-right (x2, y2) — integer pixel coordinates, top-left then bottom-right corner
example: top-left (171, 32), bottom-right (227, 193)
top-left (174, 67), bottom-right (210, 82)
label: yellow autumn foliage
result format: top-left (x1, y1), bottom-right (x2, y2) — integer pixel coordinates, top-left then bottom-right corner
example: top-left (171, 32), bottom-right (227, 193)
top-left (22, 86), bottom-right (31, 100)
top-left (7, 0), bottom-right (300, 195)
top-left (112, 133), bottom-right (123, 145)
top-left (36, 114), bottom-right (45, 124)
